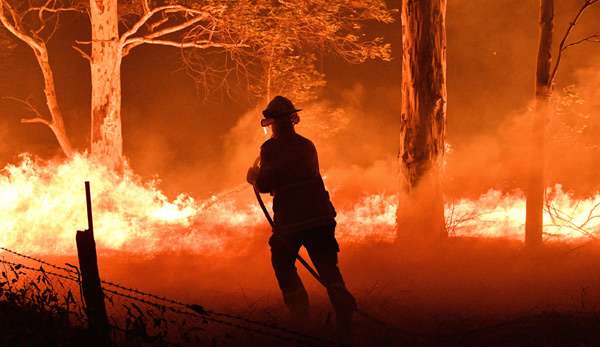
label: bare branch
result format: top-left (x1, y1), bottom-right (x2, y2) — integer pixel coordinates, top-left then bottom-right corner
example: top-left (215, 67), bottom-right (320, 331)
top-left (72, 44), bottom-right (91, 61)
top-left (544, 197), bottom-right (600, 240)
top-left (120, 5), bottom-right (194, 44)
top-left (21, 117), bottom-right (52, 127)
top-left (148, 16), bottom-right (169, 32)
top-left (0, 1), bottom-right (43, 51)
top-left (3, 96), bottom-right (53, 128)
top-left (122, 13), bottom-right (210, 52)
top-left (24, 4), bottom-right (82, 17)
top-left (4, 96), bottom-right (45, 117)
top-left (141, 0), bottom-right (151, 14)
top-left (563, 33), bottom-right (600, 50)
top-left (123, 38), bottom-right (244, 55)
top-left (550, 0), bottom-right (600, 84)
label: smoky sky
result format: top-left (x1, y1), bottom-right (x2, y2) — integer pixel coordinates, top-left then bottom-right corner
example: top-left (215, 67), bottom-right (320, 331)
top-left (0, 0), bottom-right (599, 197)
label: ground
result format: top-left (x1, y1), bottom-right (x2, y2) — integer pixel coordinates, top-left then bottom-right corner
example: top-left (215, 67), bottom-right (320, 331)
top-left (5, 236), bottom-right (600, 346)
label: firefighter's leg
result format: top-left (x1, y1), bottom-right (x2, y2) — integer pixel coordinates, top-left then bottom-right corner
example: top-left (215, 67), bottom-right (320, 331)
top-left (303, 225), bottom-right (356, 335)
top-left (269, 233), bottom-right (309, 320)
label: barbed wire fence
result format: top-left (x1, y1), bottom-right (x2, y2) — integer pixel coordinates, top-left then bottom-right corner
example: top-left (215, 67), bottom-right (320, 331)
top-left (0, 246), bottom-right (339, 346)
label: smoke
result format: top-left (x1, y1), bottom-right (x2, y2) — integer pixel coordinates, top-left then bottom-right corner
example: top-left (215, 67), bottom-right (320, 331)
top-left (444, 59), bottom-right (600, 199)
top-left (1, 1), bottom-right (600, 333)
top-left (217, 84), bottom-right (400, 207)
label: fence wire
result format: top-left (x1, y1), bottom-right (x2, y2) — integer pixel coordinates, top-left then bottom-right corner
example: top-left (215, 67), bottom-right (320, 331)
top-left (0, 246), bottom-right (337, 346)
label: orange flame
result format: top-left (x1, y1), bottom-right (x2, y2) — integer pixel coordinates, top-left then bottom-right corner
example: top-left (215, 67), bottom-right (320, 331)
top-left (0, 155), bottom-right (598, 255)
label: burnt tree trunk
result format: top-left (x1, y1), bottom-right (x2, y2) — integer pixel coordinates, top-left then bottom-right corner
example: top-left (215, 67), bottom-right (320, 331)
top-left (90, 0), bottom-right (123, 168)
top-left (397, 0), bottom-right (447, 239)
top-left (526, 0), bottom-right (553, 247)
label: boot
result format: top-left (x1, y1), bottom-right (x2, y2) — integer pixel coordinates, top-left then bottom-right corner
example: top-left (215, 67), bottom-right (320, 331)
top-left (328, 284), bottom-right (357, 344)
top-left (335, 310), bottom-right (354, 346)
top-left (282, 287), bottom-right (309, 327)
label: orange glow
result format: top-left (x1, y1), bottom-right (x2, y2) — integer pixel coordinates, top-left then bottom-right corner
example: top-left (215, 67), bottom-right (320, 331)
top-left (1, 155), bottom-right (598, 255)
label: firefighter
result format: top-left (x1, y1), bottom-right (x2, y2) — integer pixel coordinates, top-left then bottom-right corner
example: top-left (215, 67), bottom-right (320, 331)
top-left (246, 96), bottom-right (356, 335)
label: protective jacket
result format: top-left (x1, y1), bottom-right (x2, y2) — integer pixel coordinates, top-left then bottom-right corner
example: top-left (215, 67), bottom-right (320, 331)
top-left (256, 132), bottom-right (336, 232)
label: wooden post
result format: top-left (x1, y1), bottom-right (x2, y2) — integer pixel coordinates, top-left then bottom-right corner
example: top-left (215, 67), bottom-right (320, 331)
top-left (76, 181), bottom-right (110, 345)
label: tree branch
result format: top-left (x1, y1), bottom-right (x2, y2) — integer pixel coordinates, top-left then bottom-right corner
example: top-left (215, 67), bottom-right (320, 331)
top-left (0, 1), bottom-right (43, 52)
top-left (141, 0), bottom-right (151, 14)
top-left (21, 117), bottom-right (52, 127)
top-left (4, 96), bottom-right (43, 115)
top-left (122, 12), bottom-right (209, 52)
top-left (124, 38), bottom-right (243, 52)
top-left (550, 0), bottom-right (600, 84)
top-left (562, 33), bottom-right (600, 50)
top-left (72, 44), bottom-right (91, 61)
top-left (3, 96), bottom-right (53, 127)
top-left (120, 5), bottom-right (193, 44)
top-left (24, 4), bottom-right (82, 18)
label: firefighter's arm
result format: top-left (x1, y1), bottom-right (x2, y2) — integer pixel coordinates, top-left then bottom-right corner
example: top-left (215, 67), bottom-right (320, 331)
top-left (255, 145), bottom-right (276, 193)
top-left (246, 166), bottom-right (259, 185)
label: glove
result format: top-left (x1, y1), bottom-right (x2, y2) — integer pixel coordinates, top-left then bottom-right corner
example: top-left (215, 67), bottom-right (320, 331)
top-left (246, 166), bottom-right (259, 185)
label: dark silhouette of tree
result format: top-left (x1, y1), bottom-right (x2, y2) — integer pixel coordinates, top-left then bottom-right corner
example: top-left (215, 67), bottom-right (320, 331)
top-left (526, 0), bottom-right (599, 247)
top-left (397, 0), bottom-right (447, 239)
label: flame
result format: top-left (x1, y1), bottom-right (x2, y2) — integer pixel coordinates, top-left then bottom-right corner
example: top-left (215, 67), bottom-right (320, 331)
top-left (0, 155), bottom-right (598, 255)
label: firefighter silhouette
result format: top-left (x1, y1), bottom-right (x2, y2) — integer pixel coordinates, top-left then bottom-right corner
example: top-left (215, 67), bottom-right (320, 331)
top-left (247, 96), bottom-right (356, 336)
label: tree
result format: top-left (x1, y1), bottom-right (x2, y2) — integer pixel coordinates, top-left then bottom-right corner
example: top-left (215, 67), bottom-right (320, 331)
top-left (0, 0), bottom-right (244, 167)
top-left (1, 0), bottom-right (393, 169)
top-left (0, 0), bottom-right (79, 157)
top-left (397, 0), bottom-right (447, 239)
top-left (196, 0), bottom-right (394, 104)
top-left (83, 1), bottom-right (244, 168)
top-left (526, 0), bottom-right (599, 247)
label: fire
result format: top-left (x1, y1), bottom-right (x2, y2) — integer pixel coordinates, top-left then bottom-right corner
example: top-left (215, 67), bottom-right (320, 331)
top-left (0, 155), bottom-right (598, 255)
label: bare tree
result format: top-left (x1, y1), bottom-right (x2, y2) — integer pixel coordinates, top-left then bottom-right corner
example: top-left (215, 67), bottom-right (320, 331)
top-left (526, 0), bottom-right (599, 247)
top-left (76, 1), bottom-right (245, 168)
top-left (1, 0), bottom-right (393, 169)
top-left (105, 1), bottom-right (393, 168)
top-left (397, 0), bottom-right (447, 239)
top-left (0, 0), bottom-right (244, 167)
top-left (0, 0), bottom-right (80, 157)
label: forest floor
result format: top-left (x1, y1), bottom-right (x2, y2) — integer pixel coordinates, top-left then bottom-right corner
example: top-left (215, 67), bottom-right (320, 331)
top-left (6, 236), bottom-right (600, 346)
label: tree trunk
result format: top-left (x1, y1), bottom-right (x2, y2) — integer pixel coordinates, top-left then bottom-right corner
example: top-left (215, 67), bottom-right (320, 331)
top-left (90, 0), bottom-right (123, 169)
top-left (526, 0), bottom-right (553, 247)
top-left (0, 3), bottom-right (74, 157)
top-left (397, 0), bottom-right (447, 239)
top-left (33, 44), bottom-right (75, 157)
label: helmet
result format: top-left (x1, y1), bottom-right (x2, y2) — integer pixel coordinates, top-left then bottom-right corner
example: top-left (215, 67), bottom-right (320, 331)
top-left (261, 96), bottom-right (302, 127)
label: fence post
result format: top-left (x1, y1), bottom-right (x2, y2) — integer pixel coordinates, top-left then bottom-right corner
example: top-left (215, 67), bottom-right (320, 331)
top-left (76, 181), bottom-right (110, 345)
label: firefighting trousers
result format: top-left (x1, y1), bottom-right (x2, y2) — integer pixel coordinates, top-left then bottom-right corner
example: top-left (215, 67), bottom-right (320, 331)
top-left (269, 223), bottom-right (356, 318)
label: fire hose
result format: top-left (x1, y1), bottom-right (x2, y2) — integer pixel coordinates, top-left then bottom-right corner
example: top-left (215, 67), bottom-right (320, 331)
top-left (251, 184), bottom-right (391, 330)
top-left (252, 185), bottom-right (327, 287)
